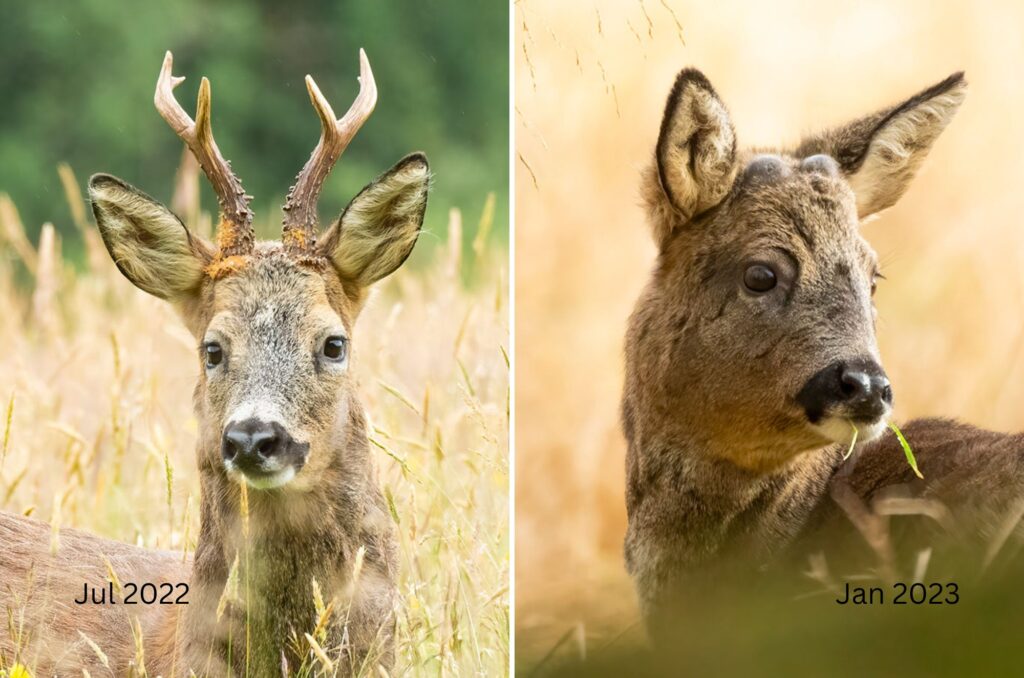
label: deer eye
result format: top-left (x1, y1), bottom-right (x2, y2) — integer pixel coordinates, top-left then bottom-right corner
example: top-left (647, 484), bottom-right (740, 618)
top-left (204, 343), bottom-right (223, 368)
top-left (323, 336), bottom-right (348, 361)
top-left (743, 264), bottom-right (777, 293)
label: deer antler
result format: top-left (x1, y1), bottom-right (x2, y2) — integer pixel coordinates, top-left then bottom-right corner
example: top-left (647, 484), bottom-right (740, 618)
top-left (282, 49), bottom-right (377, 253)
top-left (155, 51), bottom-right (254, 256)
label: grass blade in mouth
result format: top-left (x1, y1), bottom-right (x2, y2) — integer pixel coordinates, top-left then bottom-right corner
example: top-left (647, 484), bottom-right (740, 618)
top-left (889, 422), bottom-right (923, 479)
top-left (842, 421), bottom-right (859, 460)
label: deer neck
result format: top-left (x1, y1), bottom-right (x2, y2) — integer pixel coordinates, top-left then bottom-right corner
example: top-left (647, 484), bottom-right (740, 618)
top-left (186, 401), bottom-right (378, 670)
top-left (628, 429), bottom-right (841, 566)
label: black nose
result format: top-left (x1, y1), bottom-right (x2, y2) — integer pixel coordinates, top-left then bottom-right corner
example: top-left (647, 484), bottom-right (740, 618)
top-left (797, 359), bottom-right (893, 423)
top-left (839, 365), bottom-right (892, 405)
top-left (222, 419), bottom-right (291, 468)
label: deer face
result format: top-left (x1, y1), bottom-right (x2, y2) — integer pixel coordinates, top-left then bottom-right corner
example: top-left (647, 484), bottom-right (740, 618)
top-left (195, 251), bottom-right (353, 490)
top-left (90, 154), bottom-right (428, 490)
top-left (629, 69), bottom-right (965, 471)
top-left (89, 52), bottom-right (429, 490)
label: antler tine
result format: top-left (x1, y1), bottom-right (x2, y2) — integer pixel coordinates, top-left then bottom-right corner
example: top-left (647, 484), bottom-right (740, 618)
top-left (282, 49), bottom-right (377, 252)
top-left (154, 51), bottom-right (254, 256)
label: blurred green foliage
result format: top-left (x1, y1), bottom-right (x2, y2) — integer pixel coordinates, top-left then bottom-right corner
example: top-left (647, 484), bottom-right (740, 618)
top-left (523, 569), bottom-right (1024, 677)
top-left (0, 0), bottom-right (508, 264)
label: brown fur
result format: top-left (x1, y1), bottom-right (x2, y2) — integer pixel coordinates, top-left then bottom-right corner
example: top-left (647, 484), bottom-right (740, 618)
top-left (0, 154), bottom-right (429, 675)
top-left (0, 514), bottom-right (188, 673)
top-left (622, 69), bottom-right (1024, 631)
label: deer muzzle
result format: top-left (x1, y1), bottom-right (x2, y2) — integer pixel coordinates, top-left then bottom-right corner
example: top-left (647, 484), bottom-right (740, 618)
top-left (797, 358), bottom-right (893, 442)
top-left (221, 417), bottom-right (310, 489)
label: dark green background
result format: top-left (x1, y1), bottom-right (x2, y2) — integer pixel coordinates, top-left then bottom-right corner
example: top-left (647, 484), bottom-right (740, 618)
top-left (0, 1), bottom-right (508, 264)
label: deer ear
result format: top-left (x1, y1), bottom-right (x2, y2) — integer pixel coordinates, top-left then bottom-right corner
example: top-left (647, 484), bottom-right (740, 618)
top-left (654, 69), bottom-right (738, 228)
top-left (89, 174), bottom-right (211, 300)
top-left (795, 72), bottom-right (967, 219)
top-left (319, 153), bottom-right (430, 287)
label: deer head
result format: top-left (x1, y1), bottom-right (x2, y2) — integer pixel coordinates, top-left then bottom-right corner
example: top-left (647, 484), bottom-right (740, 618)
top-left (626, 69), bottom-right (965, 473)
top-left (89, 51), bottom-right (430, 491)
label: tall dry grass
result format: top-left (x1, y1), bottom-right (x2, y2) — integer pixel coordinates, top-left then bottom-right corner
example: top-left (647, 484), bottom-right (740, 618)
top-left (515, 0), bottom-right (1024, 660)
top-left (0, 164), bottom-right (509, 675)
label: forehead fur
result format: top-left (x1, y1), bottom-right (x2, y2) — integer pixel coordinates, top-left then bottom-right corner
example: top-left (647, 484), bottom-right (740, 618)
top-left (713, 152), bottom-right (861, 251)
top-left (181, 242), bottom-right (352, 336)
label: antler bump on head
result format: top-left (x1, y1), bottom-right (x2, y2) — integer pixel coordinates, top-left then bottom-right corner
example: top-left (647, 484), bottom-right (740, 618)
top-left (155, 51), bottom-right (254, 257)
top-left (283, 49), bottom-right (377, 254)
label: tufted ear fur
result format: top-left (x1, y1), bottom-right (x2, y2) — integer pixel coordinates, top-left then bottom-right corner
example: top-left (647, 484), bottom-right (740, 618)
top-left (795, 72), bottom-right (967, 219)
top-left (89, 174), bottom-right (212, 300)
top-left (318, 153), bottom-right (430, 288)
top-left (649, 68), bottom-right (738, 244)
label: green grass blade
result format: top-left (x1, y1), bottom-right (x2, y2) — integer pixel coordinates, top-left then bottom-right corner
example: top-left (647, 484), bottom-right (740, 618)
top-left (889, 422), bottom-right (923, 479)
top-left (842, 421), bottom-right (859, 460)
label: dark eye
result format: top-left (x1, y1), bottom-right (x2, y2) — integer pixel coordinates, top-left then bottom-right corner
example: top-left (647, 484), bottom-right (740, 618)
top-left (323, 336), bottom-right (348, 361)
top-left (871, 271), bottom-right (884, 297)
top-left (743, 264), bottom-right (777, 293)
top-left (205, 343), bottom-right (223, 368)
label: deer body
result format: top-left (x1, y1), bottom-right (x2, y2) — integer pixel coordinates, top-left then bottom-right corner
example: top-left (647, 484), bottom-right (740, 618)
top-left (0, 514), bottom-right (188, 672)
top-left (1, 50), bottom-right (429, 676)
top-left (622, 69), bottom-right (1024, 629)
top-left (624, 417), bottom-right (1024, 619)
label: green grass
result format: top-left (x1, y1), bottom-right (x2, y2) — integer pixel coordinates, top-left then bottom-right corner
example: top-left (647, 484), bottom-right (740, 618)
top-left (890, 421), bottom-right (923, 479)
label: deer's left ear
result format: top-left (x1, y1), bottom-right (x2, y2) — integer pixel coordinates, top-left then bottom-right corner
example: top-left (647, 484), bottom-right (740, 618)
top-left (319, 153), bottom-right (430, 287)
top-left (795, 72), bottom-right (967, 219)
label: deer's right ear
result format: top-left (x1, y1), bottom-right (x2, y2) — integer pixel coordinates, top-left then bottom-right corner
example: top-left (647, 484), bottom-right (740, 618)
top-left (89, 174), bottom-right (212, 300)
top-left (653, 68), bottom-right (738, 237)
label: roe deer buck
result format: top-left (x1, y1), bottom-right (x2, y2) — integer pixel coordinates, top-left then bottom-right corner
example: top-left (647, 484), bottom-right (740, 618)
top-left (0, 50), bottom-right (429, 675)
top-left (622, 68), bottom-right (1024, 632)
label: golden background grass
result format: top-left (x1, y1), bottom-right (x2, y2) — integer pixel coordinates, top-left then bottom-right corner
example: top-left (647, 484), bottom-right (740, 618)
top-left (0, 171), bottom-right (509, 675)
top-left (515, 0), bottom-right (1024, 658)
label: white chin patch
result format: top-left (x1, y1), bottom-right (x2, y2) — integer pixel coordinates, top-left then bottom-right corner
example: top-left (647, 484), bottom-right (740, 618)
top-left (810, 416), bottom-right (889, 446)
top-left (227, 466), bottom-right (296, 490)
